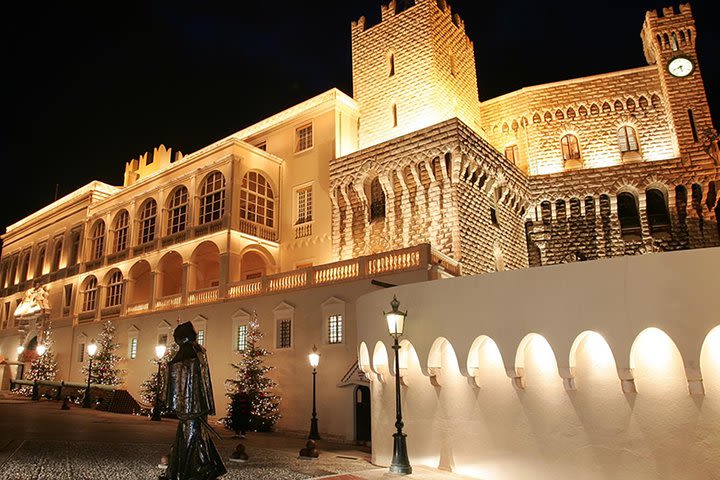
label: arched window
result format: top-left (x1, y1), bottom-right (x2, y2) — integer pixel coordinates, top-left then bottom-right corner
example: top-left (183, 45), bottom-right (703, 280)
top-left (35, 246), bottom-right (46, 278)
top-left (167, 186), bottom-right (189, 234)
top-left (614, 100), bottom-right (624, 111)
top-left (618, 126), bottom-right (639, 153)
top-left (675, 185), bottom-right (688, 224)
top-left (81, 276), bottom-right (98, 312)
top-left (561, 134), bottom-right (581, 164)
top-left (19, 253), bottom-right (30, 283)
top-left (113, 210), bottom-right (129, 253)
top-left (369, 177), bottom-right (386, 221)
top-left (90, 220), bottom-right (105, 260)
top-left (68, 231), bottom-right (81, 266)
top-left (239, 171), bottom-right (274, 228)
top-left (617, 192), bottom-right (641, 236)
top-left (51, 239), bottom-right (63, 272)
top-left (392, 104), bottom-right (398, 128)
top-left (646, 188), bottom-right (670, 233)
top-left (138, 199), bottom-right (157, 244)
top-left (532, 113), bottom-right (541, 123)
top-left (105, 271), bottom-right (124, 308)
top-left (590, 104), bottom-right (600, 116)
top-left (578, 106), bottom-right (587, 117)
top-left (638, 96), bottom-right (648, 110)
top-left (199, 172), bottom-right (226, 224)
top-left (388, 52), bottom-right (395, 77)
top-left (544, 112), bottom-right (552, 122)
top-left (8, 257), bottom-right (17, 286)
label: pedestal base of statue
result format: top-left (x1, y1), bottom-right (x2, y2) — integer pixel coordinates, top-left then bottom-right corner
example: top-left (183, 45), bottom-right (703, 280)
top-left (389, 432), bottom-right (412, 475)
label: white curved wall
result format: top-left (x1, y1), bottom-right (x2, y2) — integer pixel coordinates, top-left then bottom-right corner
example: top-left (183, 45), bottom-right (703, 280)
top-left (356, 247), bottom-right (720, 479)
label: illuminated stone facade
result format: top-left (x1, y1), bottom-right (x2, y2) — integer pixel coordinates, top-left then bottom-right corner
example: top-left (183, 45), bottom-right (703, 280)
top-left (0, 0), bottom-right (718, 441)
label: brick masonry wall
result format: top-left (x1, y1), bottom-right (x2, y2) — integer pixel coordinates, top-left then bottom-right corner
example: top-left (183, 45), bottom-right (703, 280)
top-left (352, 0), bottom-right (482, 150)
top-left (481, 66), bottom-right (677, 176)
top-left (526, 153), bottom-right (719, 265)
top-left (330, 118), bottom-right (530, 275)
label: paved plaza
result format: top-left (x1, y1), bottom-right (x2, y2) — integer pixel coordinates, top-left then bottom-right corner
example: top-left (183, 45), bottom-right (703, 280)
top-left (0, 395), bottom-right (471, 480)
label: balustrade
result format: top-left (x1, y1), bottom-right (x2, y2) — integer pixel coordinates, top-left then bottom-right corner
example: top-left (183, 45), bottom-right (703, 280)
top-left (126, 302), bottom-right (150, 315)
top-left (188, 287), bottom-right (219, 305)
top-left (239, 219), bottom-right (278, 242)
top-left (155, 294), bottom-right (182, 310)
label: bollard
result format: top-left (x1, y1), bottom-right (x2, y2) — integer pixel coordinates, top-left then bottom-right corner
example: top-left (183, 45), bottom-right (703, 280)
top-left (31, 381), bottom-right (39, 401)
top-left (55, 381), bottom-right (64, 401)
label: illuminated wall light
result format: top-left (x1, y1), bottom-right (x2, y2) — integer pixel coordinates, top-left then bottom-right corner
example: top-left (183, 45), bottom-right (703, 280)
top-left (528, 334), bottom-right (557, 375)
top-left (372, 340), bottom-right (389, 368)
top-left (632, 327), bottom-right (675, 373)
top-left (703, 326), bottom-right (720, 366)
top-left (582, 332), bottom-right (615, 369)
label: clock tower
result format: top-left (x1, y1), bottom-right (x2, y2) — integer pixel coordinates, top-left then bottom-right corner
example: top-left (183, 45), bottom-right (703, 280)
top-left (641, 4), bottom-right (715, 159)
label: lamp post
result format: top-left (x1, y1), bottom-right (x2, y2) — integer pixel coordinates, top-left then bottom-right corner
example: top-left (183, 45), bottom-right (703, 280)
top-left (151, 344), bottom-right (167, 421)
top-left (36, 344), bottom-right (47, 356)
top-left (308, 345), bottom-right (321, 440)
top-left (82, 341), bottom-right (98, 408)
top-left (385, 296), bottom-right (412, 475)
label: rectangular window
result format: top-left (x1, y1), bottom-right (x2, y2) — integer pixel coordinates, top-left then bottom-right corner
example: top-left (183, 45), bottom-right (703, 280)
top-left (129, 338), bottom-right (138, 359)
top-left (277, 319), bottom-right (292, 349)
top-left (504, 145), bottom-right (519, 165)
top-left (328, 314), bottom-right (343, 344)
top-left (78, 343), bottom-right (85, 363)
top-left (688, 109), bottom-right (699, 142)
top-left (64, 284), bottom-right (73, 307)
top-left (296, 186), bottom-right (313, 224)
top-left (197, 329), bottom-right (205, 346)
top-left (236, 325), bottom-right (247, 351)
top-left (295, 124), bottom-right (313, 152)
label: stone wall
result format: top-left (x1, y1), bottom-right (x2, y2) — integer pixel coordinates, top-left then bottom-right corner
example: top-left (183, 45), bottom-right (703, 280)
top-left (330, 119), bottom-right (530, 275)
top-left (351, 0), bottom-right (482, 150)
top-left (526, 153), bottom-right (719, 265)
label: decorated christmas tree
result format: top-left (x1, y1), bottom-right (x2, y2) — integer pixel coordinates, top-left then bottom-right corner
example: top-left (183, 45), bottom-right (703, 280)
top-left (15, 322), bottom-right (58, 396)
top-left (27, 322), bottom-right (58, 383)
top-left (82, 318), bottom-right (125, 386)
top-left (138, 342), bottom-right (178, 413)
top-left (223, 311), bottom-right (281, 432)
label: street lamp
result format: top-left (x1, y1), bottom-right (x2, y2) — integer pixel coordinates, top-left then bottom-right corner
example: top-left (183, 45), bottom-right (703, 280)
top-left (151, 344), bottom-right (167, 421)
top-left (308, 345), bottom-right (321, 440)
top-left (36, 344), bottom-right (47, 356)
top-left (82, 341), bottom-right (98, 408)
top-left (385, 296), bottom-right (411, 475)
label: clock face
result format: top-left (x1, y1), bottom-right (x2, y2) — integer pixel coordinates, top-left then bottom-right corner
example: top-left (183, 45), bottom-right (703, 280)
top-left (668, 57), bottom-right (694, 78)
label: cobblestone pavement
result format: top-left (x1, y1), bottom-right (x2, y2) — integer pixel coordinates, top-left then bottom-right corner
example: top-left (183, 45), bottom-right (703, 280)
top-left (0, 439), bottom-right (378, 480)
top-left (0, 398), bottom-right (472, 480)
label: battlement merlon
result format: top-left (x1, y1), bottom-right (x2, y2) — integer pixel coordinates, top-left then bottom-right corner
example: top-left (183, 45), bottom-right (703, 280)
top-left (352, 0), bottom-right (466, 36)
top-left (641, 4), bottom-right (697, 65)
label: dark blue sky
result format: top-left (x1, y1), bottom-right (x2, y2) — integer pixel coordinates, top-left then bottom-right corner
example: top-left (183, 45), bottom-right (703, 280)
top-left (2, 0), bottom-right (718, 234)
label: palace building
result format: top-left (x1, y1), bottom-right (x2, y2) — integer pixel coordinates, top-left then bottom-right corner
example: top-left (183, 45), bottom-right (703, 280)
top-left (0, 0), bottom-right (717, 443)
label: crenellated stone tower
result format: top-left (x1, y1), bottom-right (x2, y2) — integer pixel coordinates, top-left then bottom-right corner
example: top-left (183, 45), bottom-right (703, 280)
top-left (641, 4), bottom-right (714, 159)
top-left (351, 0), bottom-right (482, 149)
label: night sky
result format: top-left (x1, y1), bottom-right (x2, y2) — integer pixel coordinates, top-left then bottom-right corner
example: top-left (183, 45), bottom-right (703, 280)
top-left (2, 0), bottom-right (718, 238)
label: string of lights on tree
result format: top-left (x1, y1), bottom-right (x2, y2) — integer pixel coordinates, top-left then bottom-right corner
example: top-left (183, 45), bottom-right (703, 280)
top-left (81, 318), bottom-right (125, 386)
top-left (223, 311), bottom-right (281, 432)
top-left (139, 342), bottom-right (178, 412)
top-left (15, 323), bottom-right (58, 396)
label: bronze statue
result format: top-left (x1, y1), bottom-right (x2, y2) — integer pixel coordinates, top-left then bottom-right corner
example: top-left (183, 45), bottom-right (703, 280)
top-left (161, 321), bottom-right (227, 480)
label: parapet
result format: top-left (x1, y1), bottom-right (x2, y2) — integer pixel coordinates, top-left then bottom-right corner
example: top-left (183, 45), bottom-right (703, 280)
top-left (352, 0), bottom-right (466, 36)
top-left (123, 144), bottom-right (183, 187)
